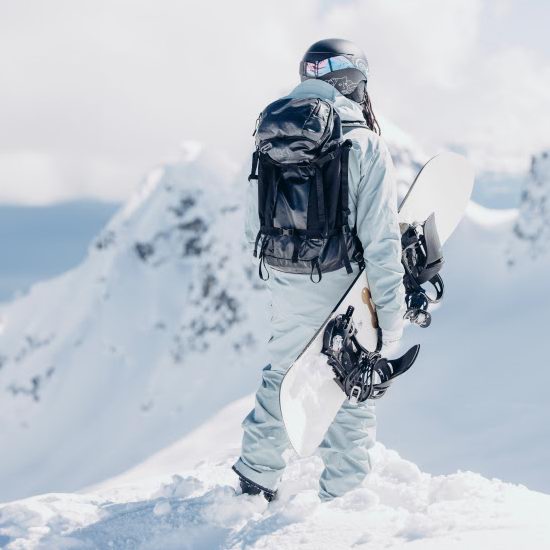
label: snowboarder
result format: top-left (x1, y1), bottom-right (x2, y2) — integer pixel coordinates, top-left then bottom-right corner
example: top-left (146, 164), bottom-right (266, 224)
top-left (233, 38), bottom-right (405, 501)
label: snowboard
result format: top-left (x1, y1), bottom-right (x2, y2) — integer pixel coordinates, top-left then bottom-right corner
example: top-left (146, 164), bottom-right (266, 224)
top-left (280, 152), bottom-right (474, 457)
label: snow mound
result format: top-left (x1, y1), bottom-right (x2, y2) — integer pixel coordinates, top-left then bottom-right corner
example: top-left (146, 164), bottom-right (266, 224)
top-left (1, 396), bottom-right (549, 550)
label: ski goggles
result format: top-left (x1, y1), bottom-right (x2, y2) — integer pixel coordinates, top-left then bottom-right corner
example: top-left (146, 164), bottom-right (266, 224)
top-left (300, 55), bottom-right (369, 79)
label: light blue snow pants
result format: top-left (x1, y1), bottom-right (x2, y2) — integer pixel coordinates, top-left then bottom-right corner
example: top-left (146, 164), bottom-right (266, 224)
top-left (234, 267), bottom-right (377, 500)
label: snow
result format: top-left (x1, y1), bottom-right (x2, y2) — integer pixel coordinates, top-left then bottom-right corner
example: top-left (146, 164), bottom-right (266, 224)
top-left (1, 396), bottom-right (549, 550)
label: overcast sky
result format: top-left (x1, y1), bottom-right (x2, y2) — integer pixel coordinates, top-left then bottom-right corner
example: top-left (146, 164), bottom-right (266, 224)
top-left (1, 0), bottom-right (549, 205)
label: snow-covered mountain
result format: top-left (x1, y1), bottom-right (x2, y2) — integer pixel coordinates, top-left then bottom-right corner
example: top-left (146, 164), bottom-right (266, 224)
top-left (0, 143), bottom-right (275, 502)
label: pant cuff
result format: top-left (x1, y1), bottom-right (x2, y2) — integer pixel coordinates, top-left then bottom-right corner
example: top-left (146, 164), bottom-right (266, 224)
top-left (232, 458), bottom-right (280, 492)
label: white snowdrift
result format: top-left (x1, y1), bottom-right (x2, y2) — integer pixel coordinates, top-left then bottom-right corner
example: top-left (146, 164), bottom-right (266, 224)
top-left (1, 396), bottom-right (549, 550)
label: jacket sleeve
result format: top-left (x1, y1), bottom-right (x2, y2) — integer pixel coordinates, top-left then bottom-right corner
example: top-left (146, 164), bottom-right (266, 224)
top-left (355, 138), bottom-right (405, 343)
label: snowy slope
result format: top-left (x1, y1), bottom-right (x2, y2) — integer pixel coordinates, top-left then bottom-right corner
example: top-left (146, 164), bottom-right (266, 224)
top-left (1, 395), bottom-right (549, 550)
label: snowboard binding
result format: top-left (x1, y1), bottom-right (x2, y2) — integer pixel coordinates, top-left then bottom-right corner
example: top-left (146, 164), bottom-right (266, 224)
top-left (322, 306), bottom-right (420, 403)
top-left (401, 213), bottom-right (445, 328)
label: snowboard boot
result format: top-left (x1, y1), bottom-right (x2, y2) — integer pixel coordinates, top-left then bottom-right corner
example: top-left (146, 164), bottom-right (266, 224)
top-left (232, 466), bottom-right (277, 502)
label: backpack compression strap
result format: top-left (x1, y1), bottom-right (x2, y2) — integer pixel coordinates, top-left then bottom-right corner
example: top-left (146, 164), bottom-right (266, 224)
top-left (339, 140), bottom-right (354, 274)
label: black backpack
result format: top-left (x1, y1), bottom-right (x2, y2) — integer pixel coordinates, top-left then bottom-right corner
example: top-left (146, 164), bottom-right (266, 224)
top-left (249, 97), bottom-right (364, 282)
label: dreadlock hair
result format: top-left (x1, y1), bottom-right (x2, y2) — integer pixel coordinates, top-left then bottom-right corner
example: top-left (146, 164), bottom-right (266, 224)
top-left (361, 89), bottom-right (381, 135)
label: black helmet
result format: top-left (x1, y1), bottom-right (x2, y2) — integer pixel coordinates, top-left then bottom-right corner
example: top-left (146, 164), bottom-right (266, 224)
top-left (300, 38), bottom-right (369, 103)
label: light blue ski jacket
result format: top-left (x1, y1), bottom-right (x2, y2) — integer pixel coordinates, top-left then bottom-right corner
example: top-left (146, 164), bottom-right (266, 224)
top-left (245, 79), bottom-right (405, 371)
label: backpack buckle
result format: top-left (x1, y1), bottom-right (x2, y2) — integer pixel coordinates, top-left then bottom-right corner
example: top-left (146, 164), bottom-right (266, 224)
top-left (281, 228), bottom-right (295, 236)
